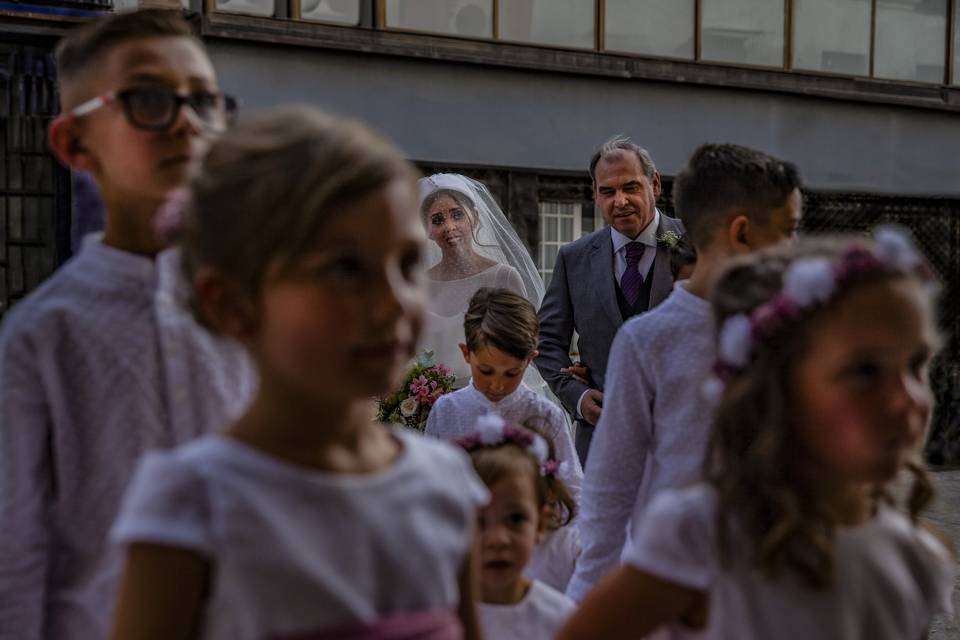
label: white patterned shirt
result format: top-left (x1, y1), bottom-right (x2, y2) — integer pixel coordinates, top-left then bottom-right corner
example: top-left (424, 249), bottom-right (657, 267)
top-left (567, 282), bottom-right (716, 602)
top-left (0, 235), bottom-right (256, 640)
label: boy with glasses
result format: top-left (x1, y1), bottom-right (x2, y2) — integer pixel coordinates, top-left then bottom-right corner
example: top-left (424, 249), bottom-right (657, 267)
top-left (0, 11), bottom-right (252, 640)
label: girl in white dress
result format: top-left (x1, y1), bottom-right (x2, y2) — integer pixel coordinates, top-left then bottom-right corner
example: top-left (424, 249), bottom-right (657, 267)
top-left (560, 230), bottom-right (957, 640)
top-left (109, 108), bottom-right (488, 640)
top-left (455, 415), bottom-right (578, 640)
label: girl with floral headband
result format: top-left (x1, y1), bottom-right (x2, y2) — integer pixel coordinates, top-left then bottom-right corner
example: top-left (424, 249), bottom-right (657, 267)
top-left (560, 227), bottom-right (956, 640)
top-left (456, 415), bottom-right (578, 640)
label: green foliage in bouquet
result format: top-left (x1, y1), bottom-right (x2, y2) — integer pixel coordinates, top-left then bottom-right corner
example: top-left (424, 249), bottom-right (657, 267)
top-left (376, 350), bottom-right (456, 431)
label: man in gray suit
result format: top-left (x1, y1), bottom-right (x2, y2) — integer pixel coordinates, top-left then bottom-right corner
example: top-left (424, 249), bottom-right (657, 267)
top-left (535, 136), bottom-right (684, 464)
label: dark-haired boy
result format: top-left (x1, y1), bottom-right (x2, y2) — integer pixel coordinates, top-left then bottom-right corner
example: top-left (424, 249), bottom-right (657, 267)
top-left (567, 143), bottom-right (803, 602)
top-left (0, 11), bottom-right (253, 639)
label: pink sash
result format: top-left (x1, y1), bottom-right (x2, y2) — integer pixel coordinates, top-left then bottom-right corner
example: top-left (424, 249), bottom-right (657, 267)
top-left (267, 610), bottom-right (463, 640)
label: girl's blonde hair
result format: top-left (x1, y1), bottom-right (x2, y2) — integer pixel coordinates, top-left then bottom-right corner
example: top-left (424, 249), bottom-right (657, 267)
top-left (705, 235), bottom-right (937, 590)
top-left (463, 287), bottom-right (538, 360)
top-left (466, 423), bottom-right (576, 530)
top-left (181, 106), bottom-right (418, 322)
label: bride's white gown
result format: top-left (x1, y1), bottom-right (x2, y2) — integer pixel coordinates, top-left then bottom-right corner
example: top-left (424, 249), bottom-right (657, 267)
top-left (423, 263), bottom-right (525, 387)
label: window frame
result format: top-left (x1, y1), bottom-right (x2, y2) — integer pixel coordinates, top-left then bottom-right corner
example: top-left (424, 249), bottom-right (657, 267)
top-left (370, 0), bottom-right (958, 85)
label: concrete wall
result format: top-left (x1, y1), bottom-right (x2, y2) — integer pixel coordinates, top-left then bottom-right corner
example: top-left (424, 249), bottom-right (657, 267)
top-left (208, 39), bottom-right (960, 196)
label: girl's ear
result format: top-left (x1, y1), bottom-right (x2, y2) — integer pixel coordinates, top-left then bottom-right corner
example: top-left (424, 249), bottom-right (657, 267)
top-left (536, 504), bottom-right (550, 545)
top-left (193, 267), bottom-right (258, 342)
top-left (459, 342), bottom-right (471, 364)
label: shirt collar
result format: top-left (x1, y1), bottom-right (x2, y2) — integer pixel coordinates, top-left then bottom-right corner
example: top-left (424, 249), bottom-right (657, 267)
top-left (78, 232), bottom-right (158, 285)
top-left (467, 378), bottom-right (524, 410)
top-left (611, 208), bottom-right (661, 253)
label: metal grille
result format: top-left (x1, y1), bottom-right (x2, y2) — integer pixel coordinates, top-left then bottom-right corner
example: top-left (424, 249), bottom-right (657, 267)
top-left (799, 192), bottom-right (960, 466)
top-left (0, 41), bottom-right (71, 317)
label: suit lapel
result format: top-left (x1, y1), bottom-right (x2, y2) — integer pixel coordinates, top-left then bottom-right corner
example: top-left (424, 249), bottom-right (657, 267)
top-left (649, 215), bottom-right (682, 307)
top-left (589, 227), bottom-right (623, 328)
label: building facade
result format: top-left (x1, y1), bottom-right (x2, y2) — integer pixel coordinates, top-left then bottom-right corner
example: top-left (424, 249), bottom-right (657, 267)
top-left (2, 0), bottom-right (959, 458)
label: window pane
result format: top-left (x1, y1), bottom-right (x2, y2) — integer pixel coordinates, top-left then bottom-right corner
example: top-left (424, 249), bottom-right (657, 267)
top-left (301, 0), bottom-right (360, 24)
top-left (875, 0), bottom-right (947, 83)
top-left (385, 0), bottom-right (493, 38)
top-left (499, 0), bottom-right (595, 49)
top-left (700, 0), bottom-right (784, 67)
top-left (215, 0), bottom-right (273, 17)
top-left (604, 0), bottom-right (694, 60)
top-left (955, 0), bottom-right (960, 83)
top-left (792, 0), bottom-right (870, 75)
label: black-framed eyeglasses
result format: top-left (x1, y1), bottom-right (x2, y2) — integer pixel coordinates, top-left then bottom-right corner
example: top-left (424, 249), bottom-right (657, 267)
top-left (71, 86), bottom-right (238, 133)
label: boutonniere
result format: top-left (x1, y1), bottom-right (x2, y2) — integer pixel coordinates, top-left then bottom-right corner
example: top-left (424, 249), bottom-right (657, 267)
top-left (657, 230), bottom-right (683, 249)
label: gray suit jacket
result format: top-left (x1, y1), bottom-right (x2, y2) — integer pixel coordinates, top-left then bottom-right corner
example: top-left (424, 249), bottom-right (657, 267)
top-left (535, 214), bottom-right (685, 416)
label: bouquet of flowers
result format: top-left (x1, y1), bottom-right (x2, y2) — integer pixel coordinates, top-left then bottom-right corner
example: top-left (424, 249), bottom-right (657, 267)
top-left (377, 350), bottom-right (456, 431)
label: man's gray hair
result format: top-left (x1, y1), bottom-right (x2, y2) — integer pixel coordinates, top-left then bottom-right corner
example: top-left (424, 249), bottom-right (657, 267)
top-left (589, 135), bottom-right (658, 183)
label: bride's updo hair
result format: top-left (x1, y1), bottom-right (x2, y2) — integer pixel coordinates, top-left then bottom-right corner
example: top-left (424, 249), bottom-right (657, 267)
top-left (463, 287), bottom-right (538, 360)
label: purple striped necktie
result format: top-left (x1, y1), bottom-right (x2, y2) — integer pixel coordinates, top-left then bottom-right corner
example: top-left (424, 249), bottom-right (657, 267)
top-left (620, 241), bottom-right (646, 307)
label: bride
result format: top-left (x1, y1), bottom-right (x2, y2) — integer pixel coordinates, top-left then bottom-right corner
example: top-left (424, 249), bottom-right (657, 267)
top-left (418, 173), bottom-right (544, 387)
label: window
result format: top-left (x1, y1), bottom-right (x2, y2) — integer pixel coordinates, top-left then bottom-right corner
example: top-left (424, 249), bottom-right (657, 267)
top-left (792, 0), bottom-right (870, 76)
top-left (498, 0), bottom-right (595, 49)
top-left (300, 0), bottom-right (361, 24)
top-left (700, 0), bottom-right (784, 67)
top-left (604, 0), bottom-right (695, 60)
top-left (953, 0), bottom-right (960, 83)
top-left (874, 0), bottom-right (947, 83)
top-left (538, 201), bottom-right (593, 285)
top-left (384, 0), bottom-right (494, 38)
top-left (214, 0), bottom-right (274, 16)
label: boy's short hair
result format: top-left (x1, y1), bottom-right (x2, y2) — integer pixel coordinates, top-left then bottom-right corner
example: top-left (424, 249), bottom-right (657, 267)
top-left (55, 10), bottom-right (194, 95)
top-left (672, 143), bottom-right (802, 250)
top-left (463, 287), bottom-right (538, 360)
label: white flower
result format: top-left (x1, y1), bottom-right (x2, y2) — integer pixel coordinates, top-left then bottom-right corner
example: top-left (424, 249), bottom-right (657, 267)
top-left (717, 314), bottom-right (753, 368)
top-left (782, 257), bottom-right (835, 307)
top-left (399, 397), bottom-right (418, 418)
top-left (529, 436), bottom-right (549, 463)
top-left (874, 226), bottom-right (921, 272)
top-left (701, 376), bottom-right (726, 404)
top-left (476, 413), bottom-right (506, 445)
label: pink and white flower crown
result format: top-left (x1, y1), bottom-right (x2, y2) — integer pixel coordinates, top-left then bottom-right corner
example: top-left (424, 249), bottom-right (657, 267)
top-left (454, 414), bottom-right (567, 478)
top-left (713, 226), bottom-right (932, 382)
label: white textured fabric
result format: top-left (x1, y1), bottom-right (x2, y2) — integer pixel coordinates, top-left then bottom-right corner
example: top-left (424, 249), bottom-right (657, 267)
top-left (0, 235), bottom-right (255, 640)
top-left (112, 428), bottom-right (488, 639)
top-left (525, 524), bottom-right (581, 593)
top-left (567, 282), bottom-right (716, 602)
top-left (425, 381), bottom-right (582, 499)
top-left (423, 263), bottom-right (525, 386)
top-left (477, 579), bottom-right (575, 640)
top-left (623, 484), bottom-right (956, 639)
top-left (611, 208), bottom-right (661, 282)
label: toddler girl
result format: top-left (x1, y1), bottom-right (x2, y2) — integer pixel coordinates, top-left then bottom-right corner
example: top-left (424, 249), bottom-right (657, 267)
top-left (109, 107), bottom-right (487, 640)
top-left (457, 415), bottom-right (577, 640)
top-left (560, 228), bottom-right (956, 639)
